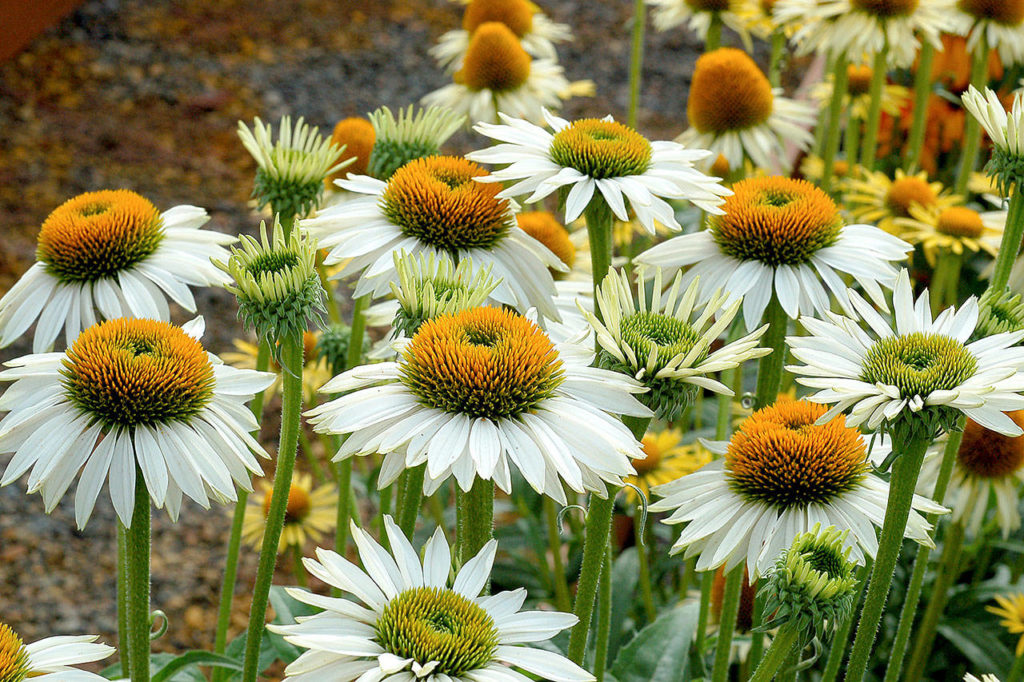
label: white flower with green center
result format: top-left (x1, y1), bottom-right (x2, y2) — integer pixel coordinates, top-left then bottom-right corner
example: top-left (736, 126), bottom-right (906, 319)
top-left (651, 398), bottom-right (945, 576)
top-left (962, 87), bottom-right (1024, 196)
top-left (0, 316), bottom-right (274, 528)
top-left (0, 622), bottom-right (114, 681)
top-left (0, 189), bottom-right (234, 353)
top-left (238, 115), bottom-right (350, 218)
top-left (788, 269), bottom-right (1024, 439)
top-left (302, 155), bottom-right (564, 320)
top-left (306, 305), bottom-right (649, 501)
top-left (467, 110), bottom-right (730, 235)
top-left (635, 176), bottom-right (912, 331)
top-left (582, 266), bottom-right (770, 420)
top-left (366, 104), bottom-right (465, 181)
top-left (268, 517), bottom-right (594, 681)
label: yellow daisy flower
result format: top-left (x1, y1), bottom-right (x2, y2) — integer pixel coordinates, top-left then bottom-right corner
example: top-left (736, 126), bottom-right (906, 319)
top-left (800, 155), bottom-right (852, 186)
top-left (842, 167), bottom-right (961, 235)
top-left (896, 204), bottom-right (1004, 266)
top-left (987, 593), bottom-right (1024, 655)
top-left (242, 472), bottom-right (337, 551)
top-left (624, 428), bottom-right (712, 504)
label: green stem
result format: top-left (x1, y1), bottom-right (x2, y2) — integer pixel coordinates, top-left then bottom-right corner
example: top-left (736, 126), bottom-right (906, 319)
top-left (241, 334), bottom-right (304, 682)
top-left (883, 426), bottom-right (964, 682)
top-left (822, 563), bottom-right (871, 682)
top-left (212, 342), bottom-right (271, 682)
top-left (568, 486), bottom-right (619, 664)
top-left (117, 525), bottom-right (129, 673)
top-left (627, 0), bottom-right (646, 129)
top-left (397, 464), bottom-right (426, 539)
top-left (778, 646), bottom-right (799, 682)
top-left (844, 114), bottom-right (861, 166)
top-left (904, 519), bottom-right (969, 682)
top-left (843, 430), bottom-right (932, 682)
top-left (955, 41), bottom-right (992, 194)
top-left (860, 47), bottom-right (889, 170)
top-left (990, 190), bottom-right (1024, 292)
top-left (813, 55), bottom-right (835, 157)
top-left (635, 504), bottom-right (657, 624)
top-left (769, 31), bottom-right (785, 89)
top-left (821, 55), bottom-right (850, 194)
top-left (931, 250), bottom-right (963, 315)
top-left (291, 544), bottom-right (308, 589)
top-left (1009, 651), bottom-right (1024, 682)
top-left (585, 197), bottom-right (615, 309)
top-left (125, 468), bottom-right (151, 682)
top-left (705, 14), bottom-right (722, 52)
top-left (696, 571), bottom-right (715, 662)
top-left (457, 479), bottom-right (495, 565)
top-left (594, 542), bottom-right (614, 681)
top-left (544, 496), bottom-right (573, 613)
top-left (716, 321), bottom-right (743, 440)
top-left (711, 567), bottom-right (744, 682)
top-left (906, 42), bottom-right (936, 172)
top-left (749, 626), bottom-right (800, 682)
top-left (754, 293), bottom-right (788, 410)
top-left (746, 584), bottom-right (768, 675)
top-left (277, 211), bottom-right (297, 241)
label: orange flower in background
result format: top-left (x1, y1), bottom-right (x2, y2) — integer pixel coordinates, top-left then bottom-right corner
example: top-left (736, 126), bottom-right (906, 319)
top-left (929, 33), bottom-right (1002, 94)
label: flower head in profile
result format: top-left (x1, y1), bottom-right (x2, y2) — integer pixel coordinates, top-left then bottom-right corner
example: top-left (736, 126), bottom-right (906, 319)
top-left (0, 317), bottom-right (274, 528)
top-left (468, 110), bottom-right (730, 234)
top-left (307, 306), bottom-right (649, 502)
top-left (652, 397), bottom-right (945, 576)
top-left (758, 525), bottom-right (859, 644)
top-left (636, 176), bottom-right (912, 331)
top-left (239, 115), bottom-right (350, 218)
top-left (648, 0), bottom-right (755, 44)
top-left (0, 190), bottom-right (233, 352)
top-left (431, 0), bottom-right (572, 70)
top-left (366, 105), bottom-right (465, 181)
top-left (788, 269), bottom-right (1024, 440)
top-left (423, 22), bottom-right (573, 125)
top-left (217, 216), bottom-right (326, 355)
top-left (952, 0), bottom-right (1024, 66)
top-left (679, 48), bottom-right (815, 171)
top-left (624, 428), bottom-right (712, 505)
top-left (268, 517), bottom-right (594, 681)
top-left (583, 266), bottom-right (770, 420)
top-left (0, 622), bottom-right (114, 681)
top-left (303, 155), bottom-right (563, 319)
top-left (315, 322), bottom-right (371, 375)
top-left (987, 593), bottom-right (1024, 656)
top-left (962, 87), bottom-right (1024, 195)
top-left (242, 471), bottom-right (336, 551)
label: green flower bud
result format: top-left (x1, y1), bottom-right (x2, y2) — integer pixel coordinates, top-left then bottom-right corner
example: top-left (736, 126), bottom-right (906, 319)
top-left (367, 105), bottom-right (465, 180)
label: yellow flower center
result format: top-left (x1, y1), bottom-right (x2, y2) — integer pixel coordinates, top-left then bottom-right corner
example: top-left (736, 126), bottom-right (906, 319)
top-left (328, 117), bottom-right (375, 181)
top-left (958, 0), bottom-right (1024, 25)
top-left (381, 156), bottom-right (512, 252)
top-left (302, 330), bottom-right (319, 364)
top-left (685, 0), bottom-right (733, 10)
top-left (463, 0), bottom-right (535, 37)
top-left (957, 412), bottom-right (1024, 478)
top-left (61, 318), bottom-right (215, 429)
top-left (376, 587), bottom-right (499, 676)
top-left (726, 399), bottom-right (869, 507)
top-left (760, 0), bottom-right (779, 11)
top-left (516, 211), bottom-right (576, 269)
top-left (711, 176), bottom-right (843, 266)
top-left (847, 65), bottom-right (875, 97)
top-left (37, 190), bottom-right (163, 284)
top-left (636, 436), bottom-right (666, 475)
top-left (710, 154), bottom-right (731, 178)
top-left (688, 48), bottom-right (774, 134)
top-left (455, 22), bottom-right (531, 93)
top-left (851, 0), bottom-right (920, 16)
top-left (549, 119), bottom-right (653, 179)
top-left (833, 160), bottom-right (851, 178)
top-left (400, 306), bottom-right (563, 420)
top-left (885, 177), bottom-right (937, 217)
top-left (936, 207), bottom-right (985, 238)
top-left (263, 482), bottom-right (313, 524)
top-left (0, 624), bottom-right (29, 682)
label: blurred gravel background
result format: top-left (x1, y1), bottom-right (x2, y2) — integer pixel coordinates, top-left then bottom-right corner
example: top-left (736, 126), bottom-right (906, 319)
top-left (0, 0), bottom-right (719, 672)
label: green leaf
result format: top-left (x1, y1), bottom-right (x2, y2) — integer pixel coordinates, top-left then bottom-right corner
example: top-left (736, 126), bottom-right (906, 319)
top-left (610, 602), bottom-right (699, 682)
top-left (939, 619), bottom-right (1014, 677)
top-left (151, 651), bottom-right (244, 682)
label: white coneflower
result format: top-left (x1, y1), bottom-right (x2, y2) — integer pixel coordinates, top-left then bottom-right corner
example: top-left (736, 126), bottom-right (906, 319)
top-left (0, 622), bottom-right (114, 681)
top-left (636, 176), bottom-right (912, 331)
top-left (0, 317), bottom-right (274, 528)
top-left (468, 110), bottom-right (730, 234)
top-left (951, 0), bottom-right (1024, 66)
top-left (582, 266), bottom-right (770, 420)
top-left (303, 155), bottom-right (564, 320)
top-left (238, 115), bottom-right (350, 218)
top-left (306, 306), bottom-right (650, 501)
top-left (652, 398), bottom-right (945, 576)
top-left (431, 0), bottom-right (572, 70)
top-left (648, 0), bottom-right (756, 44)
top-left (962, 87), bottom-right (1024, 195)
top-left (0, 190), bottom-right (233, 352)
top-left (678, 48), bottom-right (815, 171)
top-left (788, 269), bottom-right (1024, 438)
top-left (269, 518), bottom-right (593, 681)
